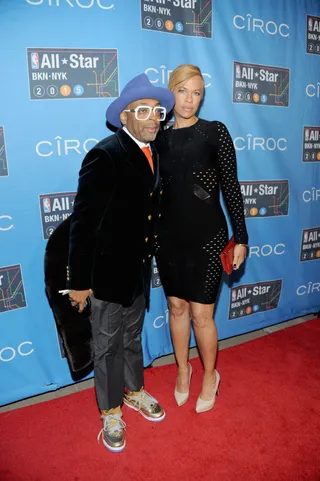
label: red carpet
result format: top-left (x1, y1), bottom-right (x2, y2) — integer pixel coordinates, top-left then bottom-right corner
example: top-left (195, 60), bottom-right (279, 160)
top-left (1, 319), bottom-right (320, 481)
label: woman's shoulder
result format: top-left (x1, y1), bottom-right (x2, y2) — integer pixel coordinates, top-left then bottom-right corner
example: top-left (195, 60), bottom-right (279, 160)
top-left (199, 120), bottom-right (232, 142)
top-left (196, 118), bottom-right (227, 137)
top-left (199, 119), bottom-right (228, 130)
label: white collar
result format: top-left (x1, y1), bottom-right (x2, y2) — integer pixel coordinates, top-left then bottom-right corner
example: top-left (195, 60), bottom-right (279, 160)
top-left (123, 127), bottom-right (150, 150)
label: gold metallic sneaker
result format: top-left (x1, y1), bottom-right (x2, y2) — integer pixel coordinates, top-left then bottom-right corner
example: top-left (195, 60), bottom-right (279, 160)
top-left (97, 412), bottom-right (126, 452)
top-left (123, 389), bottom-right (166, 422)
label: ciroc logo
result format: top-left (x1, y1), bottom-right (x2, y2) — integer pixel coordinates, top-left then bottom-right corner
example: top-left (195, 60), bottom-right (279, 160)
top-left (36, 136), bottom-right (98, 157)
top-left (249, 244), bottom-right (285, 258)
top-left (0, 215), bottom-right (14, 231)
top-left (26, 0), bottom-right (114, 9)
top-left (0, 342), bottom-right (34, 362)
top-left (296, 281), bottom-right (320, 295)
top-left (302, 187), bottom-right (320, 202)
top-left (233, 14), bottom-right (289, 37)
top-left (153, 309), bottom-right (169, 329)
top-left (234, 134), bottom-right (287, 151)
top-left (306, 82), bottom-right (320, 97)
top-left (145, 65), bottom-right (212, 88)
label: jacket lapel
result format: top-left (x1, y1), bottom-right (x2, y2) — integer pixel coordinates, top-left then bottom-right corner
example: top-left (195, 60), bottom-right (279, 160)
top-left (116, 129), bottom-right (154, 183)
top-left (150, 143), bottom-right (160, 191)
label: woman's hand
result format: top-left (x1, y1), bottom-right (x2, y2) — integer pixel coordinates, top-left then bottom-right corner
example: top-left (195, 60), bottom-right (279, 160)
top-left (233, 244), bottom-right (247, 270)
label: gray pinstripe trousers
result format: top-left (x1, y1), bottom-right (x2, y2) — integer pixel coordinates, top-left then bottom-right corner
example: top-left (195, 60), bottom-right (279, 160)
top-left (91, 294), bottom-right (145, 410)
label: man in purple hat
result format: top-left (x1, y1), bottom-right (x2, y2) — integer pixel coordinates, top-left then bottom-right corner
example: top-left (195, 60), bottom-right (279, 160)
top-left (67, 74), bottom-right (174, 453)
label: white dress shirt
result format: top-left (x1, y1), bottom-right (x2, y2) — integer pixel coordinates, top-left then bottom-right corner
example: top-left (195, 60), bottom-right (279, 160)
top-left (123, 126), bottom-right (151, 150)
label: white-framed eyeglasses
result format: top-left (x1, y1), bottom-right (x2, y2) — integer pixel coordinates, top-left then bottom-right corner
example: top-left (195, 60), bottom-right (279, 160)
top-left (123, 105), bottom-right (167, 121)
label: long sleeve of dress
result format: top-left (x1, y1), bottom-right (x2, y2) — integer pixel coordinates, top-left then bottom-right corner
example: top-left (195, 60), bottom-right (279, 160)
top-left (216, 121), bottom-right (248, 244)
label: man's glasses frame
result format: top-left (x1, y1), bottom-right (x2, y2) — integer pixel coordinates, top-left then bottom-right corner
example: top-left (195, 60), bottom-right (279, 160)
top-left (123, 105), bottom-right (167, 121)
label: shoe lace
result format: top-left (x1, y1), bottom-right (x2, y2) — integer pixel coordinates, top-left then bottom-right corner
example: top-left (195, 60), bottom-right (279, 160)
top-left (97, 414), bottom-right (126, 443)
top-left (134, 390), bottom-right (157, 411)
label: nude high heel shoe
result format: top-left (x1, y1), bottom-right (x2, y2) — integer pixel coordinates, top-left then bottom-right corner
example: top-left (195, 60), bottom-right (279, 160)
top-left (195, 370), bottom-right (220, 414)
top-left (174, 362), bottom-right (192, 407)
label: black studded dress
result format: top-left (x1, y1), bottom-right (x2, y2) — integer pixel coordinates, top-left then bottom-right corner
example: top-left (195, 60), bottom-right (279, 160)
top-left (154, 119), bottom-right (248, 304)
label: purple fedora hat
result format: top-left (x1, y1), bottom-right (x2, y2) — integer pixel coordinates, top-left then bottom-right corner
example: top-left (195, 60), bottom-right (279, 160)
top-left (106, 73), bottom-right (175, 128)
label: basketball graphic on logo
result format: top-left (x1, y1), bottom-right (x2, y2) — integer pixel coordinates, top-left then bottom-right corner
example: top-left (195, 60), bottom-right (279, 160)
top-left (165, 20), bottom-right (174, 31)
top-left (250, 208), bottom-right (258, 216)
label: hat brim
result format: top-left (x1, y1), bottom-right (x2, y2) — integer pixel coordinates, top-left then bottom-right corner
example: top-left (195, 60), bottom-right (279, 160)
top-left (107, 84), bottom-right (175, 128)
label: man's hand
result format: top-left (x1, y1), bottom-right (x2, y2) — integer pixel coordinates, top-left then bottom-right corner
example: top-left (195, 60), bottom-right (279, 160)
top-left (68, 289), bottom-right (92, 313)
top-left (232, 244), bottom-right (247, 270)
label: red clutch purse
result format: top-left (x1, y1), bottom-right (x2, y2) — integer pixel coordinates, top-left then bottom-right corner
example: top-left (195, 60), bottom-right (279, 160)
top-left (220, 236), bottom-right (236, 275)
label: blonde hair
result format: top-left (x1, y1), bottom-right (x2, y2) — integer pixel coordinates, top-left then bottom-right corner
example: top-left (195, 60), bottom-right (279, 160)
top-left (168, 64), bottom-right (204, 91)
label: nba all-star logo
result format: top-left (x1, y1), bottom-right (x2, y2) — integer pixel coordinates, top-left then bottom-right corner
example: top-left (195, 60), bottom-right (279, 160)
top-left (240, 180), bottom-right (289, 218)
top-left (303, 126), bottom-right (320, 162)
top-left (141, 0), bottom-right (212, 38)
top-left (27, 48), bottom-right (119, 100)
top-left (0, 126), bottom-right (8, 177)
top-left (151, 257), bottom-right (162, 288)
top-left (0, 265), bottom-right (27, 314)
top-left (306, 15), bottom-right (320, 55)
top-left (300, 227), bottom-right (320, 262)
top-left (39, 192), bottom-right (76, 240)
top-left (229, 279), bottom-right (282, 320)
top-left (233, 61), bottom-right (290, 106)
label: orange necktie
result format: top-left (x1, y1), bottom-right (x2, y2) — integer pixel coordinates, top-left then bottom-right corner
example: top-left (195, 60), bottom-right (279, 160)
top-left (142, 146), bottom-right (154, 173)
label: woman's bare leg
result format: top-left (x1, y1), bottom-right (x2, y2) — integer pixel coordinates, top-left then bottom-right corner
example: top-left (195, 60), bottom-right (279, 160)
top-left (168, 296), bottom-right (191, 392)
top-left (190, 302), bottom-right (218, 400)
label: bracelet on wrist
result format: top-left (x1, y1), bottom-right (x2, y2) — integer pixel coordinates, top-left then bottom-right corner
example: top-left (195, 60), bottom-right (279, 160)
top-left (237, 243), bottom-right (248, 247)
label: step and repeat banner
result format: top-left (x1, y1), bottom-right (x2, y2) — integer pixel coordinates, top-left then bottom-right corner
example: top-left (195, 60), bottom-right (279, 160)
top-left (0, 0), bottom-right (319, 405)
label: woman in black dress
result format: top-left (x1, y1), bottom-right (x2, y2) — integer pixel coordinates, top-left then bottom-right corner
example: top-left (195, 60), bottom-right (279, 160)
top-left (155, 65), bottom-right (248, 413)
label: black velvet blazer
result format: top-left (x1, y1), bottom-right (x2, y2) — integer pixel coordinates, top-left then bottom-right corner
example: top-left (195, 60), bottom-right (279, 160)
top-left (44, 129), bottom-right (160, 377)
top-left (68, 128), bottom-right (161, 308)
top-left (45, 215), bottom-right (93, 379)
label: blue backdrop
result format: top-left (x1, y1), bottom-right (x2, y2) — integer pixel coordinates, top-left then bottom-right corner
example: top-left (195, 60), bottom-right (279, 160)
top-left (1, 0), bottom-right (319, 406)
